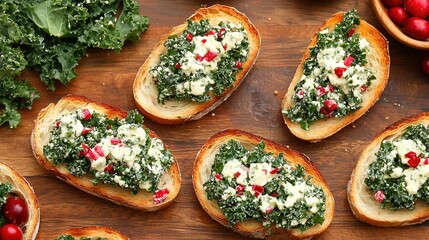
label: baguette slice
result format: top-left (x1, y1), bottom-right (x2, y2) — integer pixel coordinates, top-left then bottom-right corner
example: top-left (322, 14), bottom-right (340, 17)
top-left (348, 112), bottom-right (429, 226)
top-left (133, 4), bottom-right (261, 124)
top-left (192, 129), bottom-right (334, 239)
top-left (0, 161), bottom-right (40, 240)
top-left (55, 226), bottom-right (129, 240)
top-left (31, 95), bottom-right (181, 211)
top-left (282, 11), bottom-right (390, 142)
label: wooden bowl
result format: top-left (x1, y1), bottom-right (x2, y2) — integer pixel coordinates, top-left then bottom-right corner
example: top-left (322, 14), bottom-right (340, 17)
top-left (371, 0), bottom-right (429, 50)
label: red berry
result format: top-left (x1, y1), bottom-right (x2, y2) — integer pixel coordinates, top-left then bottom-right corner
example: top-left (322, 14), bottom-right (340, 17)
top-left (153, 188), bottom-right (169, 204)
top-left (234, 171), bottom-right (241, 178)
top-left (104, 164), bottom-right (114, 174)
top-left (405, 151), bottom-right (417, 158)
top-left (324, 99), bottom-right (338, 112)
top-left (81, 109), bottom-right (92, 121)
top-left (408, 156), bottom-right (421, 167)
top-left (334, 67), bottom-right (347, 78)
top-left (205, 30), bottom-right (216, 36)
top-left (175, 63), bottom-right (182, 69)
top-left (382, 0), bottom-right (405, 7)
top-left (185, 32), bottom-right (193, 42)
top-left (403, 17), bottom-right (429, 40)
top-left (215, 173), bottom-right (223, 180)
top-left (0, 224), bottom-right (23, 240)
top-left (316, 86), bottom-right (326, 97)
top-left (347, 28), bottom-right (355, 37)
top-left (236, 184), bottom-right (245, 192)
top-left (203, 51), bottom-right (219, 62)
top-left (361, 85), bottom-right (367, 92)
top-left (235, 61), bottom-right (242, 68)
top-left (422, 55), bottom-right (429, 74)
top-left (217, 28), bottom-right (226, 38)
top-left (405, 0), bottom-right (429, 18)
top-left (252, 185), bottom-right (264, 197)
top-left (1, 197), bottom-right (28, 226)
top-left (344, 55), bottom-right (355, 67)
top-left (375, 190), bottom-right (386, 203)
top-left (269, 168), bottom-right (279, 174)
top-left (389, 7), bottom-right (410, 26)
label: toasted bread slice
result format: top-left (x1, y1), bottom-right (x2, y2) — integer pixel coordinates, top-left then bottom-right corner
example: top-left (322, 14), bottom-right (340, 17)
top-left (348, 112), bottom-right (429, 226)
top-left (55, 226), bottom-right (129, 240)
top-left (282, 11), bottom-right (390, 142)
top-left (31, 95), bottom-right (181, 211)
top-left (192, 129), bottom-right (334, 239)
top-left (0, 162), bottom-right (40, 240)
top-left (133, 4), bottom-right (261, 124)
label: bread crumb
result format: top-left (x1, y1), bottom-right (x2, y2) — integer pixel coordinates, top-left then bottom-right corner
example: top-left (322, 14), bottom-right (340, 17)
top-left (352, 124), bottom-right (356, 129)
top-left (345, 149), bottom-right (348, 152)
top-left (211, 113), bottom-right (216, 116)
top-left (102, 82), bottom-right (105, 86)
top-left (274, 90), bottom-right (278, 95)
top-left (385, 116), bottom-right (390, 120)
top-left (268, 17), bottom-right (272, 21)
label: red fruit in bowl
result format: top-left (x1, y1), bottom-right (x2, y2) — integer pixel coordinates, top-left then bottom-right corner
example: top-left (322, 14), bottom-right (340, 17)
top-left (0, 224), bottom-right (23, 240)
top-left (403, 17), bottom-right (429, 40)
top-left (382, 0), bottom-right (405, 7)
top-left (389, 7), bottom-right (410, 26)
top-left (405, 0), bottom-right (429, 18)
top-left (422, 56), bottom-right (429, 74)
top-left (1, 196), bottom-right (28, 226)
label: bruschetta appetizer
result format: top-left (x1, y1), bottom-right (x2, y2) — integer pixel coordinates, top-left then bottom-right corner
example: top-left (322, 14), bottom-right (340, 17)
top-left (348, 112), bottom-right (429, 226)
top-left (282, 10), bottom-right (390, 142)
top-left (193, 129), bottom-right (334, 239)
top-left (133, 4), bottom-right (261, 124)
top-left (31, 95), bottom-right (181, 211)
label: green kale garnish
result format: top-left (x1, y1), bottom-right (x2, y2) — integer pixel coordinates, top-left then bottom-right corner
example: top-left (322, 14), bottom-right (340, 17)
top-left (0, 0), bottom-right (149, 128)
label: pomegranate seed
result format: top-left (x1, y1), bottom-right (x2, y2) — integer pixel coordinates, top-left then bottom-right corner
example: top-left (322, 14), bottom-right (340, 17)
top-left (110, 138), bottom-right (122, 145)
top-left (82, 109), bottom-right (92, 121)
top-left (316, 86), bottom-right (326, 96)
top-left (375, 190), bottom-right (385, 203)
top-left (201, 39), bottom-right (207, 43)
top-left (328, 85), bottom-right (335, 92)
top-left (334, 67), bottom-right (347, 78)
top-left (196, 54), bottom-right (204, 62)
top-left (319, 107), bottom-right (331, 116)
top-left (324, 99), bottom-right (338, 112)
top-left (235, 61), bottom-right (242, 68)
top-left (55, 121), bottom-right (60, 127)
top-left (252, 185), bottom-right (264, 197)
top-left (186, 32), bottom-right (193, 42)
top-left (223, 44), bottom-right (228, 50)
top-left (82, 143), bottom-right (91, 155)
top-left (215, 173), bottom-right (223, 180)
top-left (93, 145), bottom-right (104, 157)
top-left (408, 156), bottom-right (421, 168)
top-left (234, 171), bottom-right (241, 178)
top-left (270, 168), bottom-right (279, 174)
top-left (81, 127), bottom-right (92, 134)
top-left (405, 151), bottom-right (417, 159)
top-left (347, 28), bottom-right (355, 37)
top-left (344, 55), bottom-right (354, 67)
top-left (203, 51), bottom-right (219, 62)
top-left (175, 63), bottom-right (181, 69)
top-left (265, 207), bottom-right (273, 214)
top-left (104, 164), bottom-right (114, 174)
top-left (425, 158), bottom-right (429, 165)
top-left (106, 125), bottom-right (111, 130)
top-left (217, 28), bottom-right (226, 38)
top-left (262, 169), bottom-right (268, 175)
top-left (154, 188), bottom-right (170, 204)
top-left (361, 85), bottom-right (367, 92)
top-left (270, 192), bottom-right (279, 197)
top-left (297, 90), bottom-right (305, 99)
top-left (205, 30), bottom-right (216, 36)
top-left (236, 184), bottom-right (244, 192)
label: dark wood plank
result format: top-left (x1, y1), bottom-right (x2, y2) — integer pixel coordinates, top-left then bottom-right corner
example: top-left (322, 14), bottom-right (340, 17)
top-left (1, 0), bottom-right (429, 239)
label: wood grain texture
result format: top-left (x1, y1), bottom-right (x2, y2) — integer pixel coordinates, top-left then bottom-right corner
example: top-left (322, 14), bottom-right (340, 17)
top-left (1, 0), bottom-right (429, 239)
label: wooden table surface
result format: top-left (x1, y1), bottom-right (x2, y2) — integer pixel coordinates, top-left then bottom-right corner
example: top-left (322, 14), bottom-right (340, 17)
top-left (2, 0), bottom-right (429, 239)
